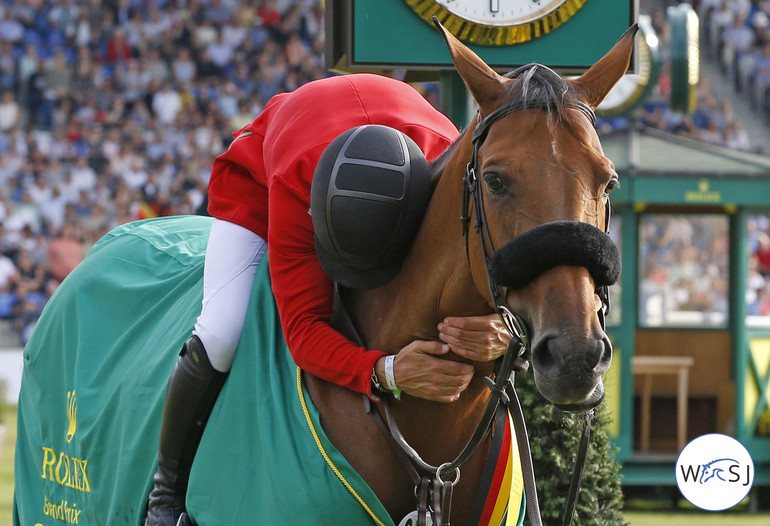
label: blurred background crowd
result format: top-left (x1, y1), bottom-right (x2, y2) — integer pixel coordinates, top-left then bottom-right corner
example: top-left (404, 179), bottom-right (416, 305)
top-left (0, 0), bottom-right (326, 344)
top-left (0, 0), bottom-right (769, 345)
top-left (598, 0), bottom-right (770, 150)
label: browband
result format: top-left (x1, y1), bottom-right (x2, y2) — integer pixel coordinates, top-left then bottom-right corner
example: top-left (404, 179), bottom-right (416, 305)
top-left (472, 100), bottom-right (597, 146)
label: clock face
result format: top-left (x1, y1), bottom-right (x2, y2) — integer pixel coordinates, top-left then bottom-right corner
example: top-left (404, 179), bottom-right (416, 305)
top-left (404, 0), bottom-right (588, 45)
top-left (436, 0), bottom-right (570, 27)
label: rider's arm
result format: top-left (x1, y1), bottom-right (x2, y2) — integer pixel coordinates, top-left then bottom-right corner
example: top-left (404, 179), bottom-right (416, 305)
top-left (267, 169), bottom-right (386, 395)
top-left (266, 172), bottom-right (510, 400)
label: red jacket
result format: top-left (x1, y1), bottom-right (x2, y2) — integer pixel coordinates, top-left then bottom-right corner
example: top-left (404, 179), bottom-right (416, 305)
top-left (207, 74), bottom-right (459, 394)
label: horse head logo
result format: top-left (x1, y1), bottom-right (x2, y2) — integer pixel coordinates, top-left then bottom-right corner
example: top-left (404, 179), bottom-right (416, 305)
top-left (65, 390), bottom-right (77, 443)
top-left (700, 458), bottom-right (738, 484)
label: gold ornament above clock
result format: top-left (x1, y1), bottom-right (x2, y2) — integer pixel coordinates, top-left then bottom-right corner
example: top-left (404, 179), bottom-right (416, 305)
top-left (403, 0), bottom-right (588, 46)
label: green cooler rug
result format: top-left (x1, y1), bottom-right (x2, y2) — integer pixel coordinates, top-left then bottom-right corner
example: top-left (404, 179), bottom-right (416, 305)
top-left (13, 216), bottom-right (394, 526)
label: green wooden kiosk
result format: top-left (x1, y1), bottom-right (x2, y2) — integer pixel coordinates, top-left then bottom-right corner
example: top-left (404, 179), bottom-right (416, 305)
top-left (600, 126), bottom-right (770, 488)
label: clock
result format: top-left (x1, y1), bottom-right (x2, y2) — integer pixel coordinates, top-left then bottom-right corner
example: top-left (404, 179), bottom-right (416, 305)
top-left (668, 3), bottom-right (699, 114)
top-left (403, 0), bottom-right (588, 46)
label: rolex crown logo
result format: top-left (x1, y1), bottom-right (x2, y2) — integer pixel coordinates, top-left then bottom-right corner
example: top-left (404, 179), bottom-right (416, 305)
top-left (66, 390), bottom-right (77, 443)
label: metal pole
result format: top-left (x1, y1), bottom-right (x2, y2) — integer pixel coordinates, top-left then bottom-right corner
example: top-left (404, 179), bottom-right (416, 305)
top-left (440, 70), bottom-right (472, 129)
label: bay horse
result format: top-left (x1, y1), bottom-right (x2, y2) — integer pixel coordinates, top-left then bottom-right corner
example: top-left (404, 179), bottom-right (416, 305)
top-left (308, 21), bottom-right (634, 525)
top-left (13, 20), bottom-right (635, 526)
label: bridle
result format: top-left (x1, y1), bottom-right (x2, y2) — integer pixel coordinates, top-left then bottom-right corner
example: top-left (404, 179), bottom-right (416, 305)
top-left (458, 76), bottom-right (611, 526)
top-left (360, 70), bottom-right (614, 526)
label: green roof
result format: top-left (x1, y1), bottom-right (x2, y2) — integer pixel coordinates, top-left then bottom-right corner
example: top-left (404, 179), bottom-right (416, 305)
top-left (600, 127), bottom-right (770, 178)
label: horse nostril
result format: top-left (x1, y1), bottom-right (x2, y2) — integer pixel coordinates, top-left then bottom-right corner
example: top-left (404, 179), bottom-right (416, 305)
top-left (532, 337), bottom-right (558, 377)
top-left (532, 334), bottom-right (613, 377)
top-left (595, 335), bottom-right (613, 373)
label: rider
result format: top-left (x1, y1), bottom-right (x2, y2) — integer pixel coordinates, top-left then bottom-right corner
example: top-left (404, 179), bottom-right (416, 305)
top-left (144, 73), bottom-right (512, 526)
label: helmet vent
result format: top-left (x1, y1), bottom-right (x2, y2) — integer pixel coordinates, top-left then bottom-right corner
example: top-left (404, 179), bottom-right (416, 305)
top-left (335, 164), bottom-right (405, 199)
top-left (344, 127), bottom-right (405, 166)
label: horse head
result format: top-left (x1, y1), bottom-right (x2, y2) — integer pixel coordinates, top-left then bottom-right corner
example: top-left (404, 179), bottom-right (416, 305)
top-left (434, 21), bottom-right (635, 412)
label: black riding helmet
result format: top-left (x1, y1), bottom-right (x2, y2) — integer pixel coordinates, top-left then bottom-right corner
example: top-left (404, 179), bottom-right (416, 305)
top-left (311, 125), bottom-right (433, 290)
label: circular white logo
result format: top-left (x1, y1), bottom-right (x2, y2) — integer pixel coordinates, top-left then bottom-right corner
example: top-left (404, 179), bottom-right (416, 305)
top-left (676, 433), bottom-right (754, 511)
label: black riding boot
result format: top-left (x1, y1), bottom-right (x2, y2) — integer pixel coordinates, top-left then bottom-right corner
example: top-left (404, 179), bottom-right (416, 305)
top-left (144, 335), bottom-right (228, 526)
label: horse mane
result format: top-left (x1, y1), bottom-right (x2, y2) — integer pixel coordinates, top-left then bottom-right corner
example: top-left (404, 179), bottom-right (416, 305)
top-left (502, 63), bottom-right (581, 123)
top-left (428, 137), bottom-right (462, 186)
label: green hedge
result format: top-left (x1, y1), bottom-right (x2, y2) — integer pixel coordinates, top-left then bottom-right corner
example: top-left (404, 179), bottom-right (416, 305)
top-left (516, 371), bottom-right (627, 526)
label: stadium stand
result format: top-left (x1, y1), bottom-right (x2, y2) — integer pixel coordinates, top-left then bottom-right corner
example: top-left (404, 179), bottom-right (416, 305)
top-left (0, 0), bottom-right (768, 346)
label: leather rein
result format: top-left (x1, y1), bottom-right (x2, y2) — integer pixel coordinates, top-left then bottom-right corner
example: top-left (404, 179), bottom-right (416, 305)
top-left (349, 85), bottom-right (611, 526)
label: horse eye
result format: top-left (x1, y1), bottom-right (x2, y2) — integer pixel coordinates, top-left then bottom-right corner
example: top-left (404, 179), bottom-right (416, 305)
top-left (605, 177), bottom-right (620, 194)
top-left (484, 174), bottom-right (506, 194)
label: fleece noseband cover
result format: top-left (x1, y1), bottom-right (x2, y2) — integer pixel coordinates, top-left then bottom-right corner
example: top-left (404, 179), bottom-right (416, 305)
top-left (489, 221), bottom-right (621, 290)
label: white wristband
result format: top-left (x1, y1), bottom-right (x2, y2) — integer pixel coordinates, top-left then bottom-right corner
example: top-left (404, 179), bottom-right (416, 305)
top-left (384, 355), bottom-right (401, 397)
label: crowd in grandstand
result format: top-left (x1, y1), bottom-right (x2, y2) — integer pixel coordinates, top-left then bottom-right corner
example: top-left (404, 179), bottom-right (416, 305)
top-left (596, 0), bottom-right (769, 151)
top-left (0, 0), bottom-right (326, 344)
top-left (698, 0), bottom-right (770, 128)
top-left (1, 0), bottom-right (770, 344)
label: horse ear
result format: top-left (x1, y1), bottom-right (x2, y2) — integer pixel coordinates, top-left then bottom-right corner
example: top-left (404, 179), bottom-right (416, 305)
top-left (432, 17), bottom-right (507, 115)
top-left (570, 24), bottom-right (639, 109)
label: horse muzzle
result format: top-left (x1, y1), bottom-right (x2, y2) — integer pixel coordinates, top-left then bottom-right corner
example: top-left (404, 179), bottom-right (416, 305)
top-left (530, 329), bottom-right (612, 412)
top-left (490, 221), bottom-right (620, 412)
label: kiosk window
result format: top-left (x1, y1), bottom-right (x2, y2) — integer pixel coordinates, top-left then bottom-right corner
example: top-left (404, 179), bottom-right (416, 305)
top-left (747, 214), bottom-right (770, 328)
top-left (639, 214), bottom-right (729, 328)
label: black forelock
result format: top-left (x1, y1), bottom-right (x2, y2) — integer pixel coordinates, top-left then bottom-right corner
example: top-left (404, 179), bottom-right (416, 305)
top-left (502, 64), bottom-right (580, 123)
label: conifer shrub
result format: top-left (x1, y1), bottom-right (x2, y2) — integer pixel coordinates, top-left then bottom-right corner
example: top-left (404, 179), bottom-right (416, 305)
top-left (516, 371), bottom-right (627, 526)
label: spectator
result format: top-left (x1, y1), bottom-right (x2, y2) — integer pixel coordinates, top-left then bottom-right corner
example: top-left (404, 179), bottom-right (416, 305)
top-left (207, 31), bottom-right (235, 72)
top-left (104, 27), bottom-right (133, 64)
top-left (152, 81), bottom-right (182, 126)
top-left (39, 185), bottom-right (67, 230)
top-left (11, 280), bottom-right (46, 345)
top-left (193, 17), bottom-right (219, 48)
top-left (0, 91), bottom-right (20, 132)
top-left (0, 252), bottom-right (15, 290)
top-left (0, 41), bottom-right (17, 92)
top-left (0, 6), bottom-right (24, 44)
top-left (145, 48), bottom-right (171, 85)
top-left (723, 11), bottom-right (756, 74)
top-left (70, 156), bottom-right (97, 193)
top-left (258, 0), bottom-right (283, 28)
top-left (5, 192), bottom-right (41, 236)
top-left (47, 225), bottom-right (84, 283)
top-left (17, 44), bottom-right (40, 104)
top-left (724, 119), bottom-right (751, 149)
top-left (142, 5), bottom-right (170, 48)
top-left (124, 9), bottom-right (146, 52)
top-left (122, 156), bottom-right (149, 191)
top-left (172, 48), bottom-right (197, 85)
top-left (28, 173), bottom-right (52, 208)
top-left (753, 43), bottom-right (770, 106)
top-left (44, 48), bottom-right (74, 106)
top-left (14, 249), bottom-right (42, 292)
top-left (221, 14), bottom-right (248, 50)
top-left (0, 280), bottom-right (15, 320)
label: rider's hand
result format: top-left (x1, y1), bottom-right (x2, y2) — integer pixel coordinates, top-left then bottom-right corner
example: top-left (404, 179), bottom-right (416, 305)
top-left (437, 313), bottom-right (510, 363)
top-left (375, 341), bottom-right (474, 403)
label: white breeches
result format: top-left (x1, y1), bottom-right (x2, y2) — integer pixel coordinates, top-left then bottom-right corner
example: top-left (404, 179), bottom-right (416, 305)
top-left (193, 218), bottom-right (267, 372)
